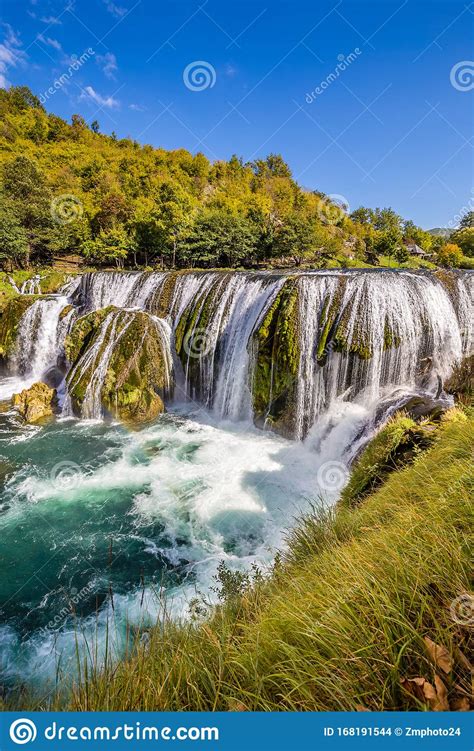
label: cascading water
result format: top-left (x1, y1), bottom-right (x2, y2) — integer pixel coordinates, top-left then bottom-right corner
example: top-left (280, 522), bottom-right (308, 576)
top-left (0, 268), bottom-right (472, 691)
top-left (294, 271), bottom-right (470, 438)
top-left (65, 309), bottom-right (174, 420)
top-left (66, 269), bottom-right (473, 436)
top-left (0, 295), bottom-right (72, 401)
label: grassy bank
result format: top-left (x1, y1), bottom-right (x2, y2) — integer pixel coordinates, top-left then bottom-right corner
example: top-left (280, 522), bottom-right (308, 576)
top-left (50, 409), bottom-right (472, 713)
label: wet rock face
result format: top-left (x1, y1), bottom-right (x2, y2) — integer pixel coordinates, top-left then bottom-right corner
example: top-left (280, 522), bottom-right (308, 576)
top-left (66, 308), bottom-right (172, 425)
top-left (12, 382), bottom-right (58, 423)
top-left (251, 279), bottom-right (300, 437)
top-left (0, 297), bottom-right (41, 365)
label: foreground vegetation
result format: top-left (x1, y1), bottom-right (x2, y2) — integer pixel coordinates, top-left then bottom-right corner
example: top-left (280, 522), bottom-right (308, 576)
top-left (64, 410), bottom-right (472, 711)
top-left (6, 406), bottom-right (468, 712)
top-left (1, 86), bottom-right (472, 271)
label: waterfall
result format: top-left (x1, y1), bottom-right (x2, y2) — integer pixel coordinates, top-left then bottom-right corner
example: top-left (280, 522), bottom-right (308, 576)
top-left (65, 309), bottom-right (174, 420)
top-left (75, 271), bottom-right (157, 312)
top-left (11, 269), bottom-right (473, 437)
top-left (294, 270), bottom-right (471, 438)
top-left (8, 275), bottom-right (42, 295)
top-left (66, 310), bottom-right (135, 419)
top-left (211, 275), bottom-right (286, 420)
top-left (11, 296), bottom-right (71, 385)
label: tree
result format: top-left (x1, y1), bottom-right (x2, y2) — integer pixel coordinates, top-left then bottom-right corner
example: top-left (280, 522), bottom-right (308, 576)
top-left (154, 182), bottom-right (195, 267)
top-left (394, 244), bottom-right (409, 263)
top-left (93, 193), bottom-right (132, 233)
top-left (252, 154), bottom-right (292, 179)
top-left (403, 220), bottom-right (433, 250)
top-left (459, 210), bottom-right (474, 229)
top-left (6, 86), bottom-right (44, 112)
top-left (451, 227), bottom-right (474, 257)
top-left (179, 210), bottom-right (258, 267)
top-left (81, 227), bottom-right (135, 268)
top-left (372, 207), bottom-right (403, 234)
top-left (350, 206), bottom-right (375, 225)
top-left (91, 120), bottom-right (100, 134)
top-left (2, 156), bottom-right (52, 265)
top-left (374, 229), bottom-right (402, 264)
top-left (272, 215), bottom-right (337, 265)
top-left (436, 243), bottom-right (463, 267)
top-left (0, 198), bottom-right (29, 268)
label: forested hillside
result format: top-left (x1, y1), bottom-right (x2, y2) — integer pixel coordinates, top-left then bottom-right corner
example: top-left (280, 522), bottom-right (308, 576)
top-left (0, 85), bottom-right (471, 270)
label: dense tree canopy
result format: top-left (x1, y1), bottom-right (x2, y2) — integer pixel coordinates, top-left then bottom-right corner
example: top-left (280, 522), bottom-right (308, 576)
top-left (0, 86), bottom-right (467, 270)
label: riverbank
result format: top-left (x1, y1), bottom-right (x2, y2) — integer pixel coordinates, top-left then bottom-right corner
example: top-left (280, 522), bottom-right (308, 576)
top-left (6, 406), bottom-right (471, 711)
top-left (68, 408), bottom-right (473, 712)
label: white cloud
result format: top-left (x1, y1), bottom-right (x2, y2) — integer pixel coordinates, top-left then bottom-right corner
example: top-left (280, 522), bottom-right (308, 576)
top-left (104, 1), bottom-right (127, 18)
top-left (129, 103), bottom-right (145, 111)
top-left (41, 16), bottom-right (62, 26)
top-left (96, 52), bottom-right (117, 79)
top-left (225, 63), bottom-right (238, 77)
top-left (0, 24), bottom-right (27, 89)
top-left (37, 33), bottom-right (62, 51)
top-left (81, 85), bottom-right (119, 108)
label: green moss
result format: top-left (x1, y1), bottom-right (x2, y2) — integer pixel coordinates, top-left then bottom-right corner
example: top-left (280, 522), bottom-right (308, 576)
top-left (339, 412), bottom-right (438, 508)
top-left (252, 278), bottom-right (300, 436)
top-left (0, 295), bottom-right (41, 362)
top-left (331, 292), bottom-right (373, 360)
top-left (383, 321), bottom-right (401, 350)
top-left (38, 270), bottom-right (71, 294)
top-left (316, 277), bottom-right (346, 365)
top-left (67, 308), bottom-right (170, 425)
top-left (149, 272), bottom-right (180, 318)
top-left (64, 306), bottom-right (116, 364)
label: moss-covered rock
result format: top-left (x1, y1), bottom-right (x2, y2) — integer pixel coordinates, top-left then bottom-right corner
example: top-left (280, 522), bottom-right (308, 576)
top-left (316, 277), bottom-right (346, 365)
top-left (252, 279), bottom-right (300, 437)
top-left (339, 412), bottom-right (437, 508)
top-left (315, 279), bottom-right (381, 363)
top-left (172, 273), bottom-right (232, 401)
top-left (67, 308), bottom-right (171, 425)
top-left (64, 306), bottom-right (115, 364)
top-left (0, 296), bottom-right (42, 364)
top-left (12, 382), bottom-right (58, 423)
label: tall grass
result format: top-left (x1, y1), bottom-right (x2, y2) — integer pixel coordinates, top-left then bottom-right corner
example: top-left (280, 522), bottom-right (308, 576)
top-left (8, 410), bottom-right (473, 711)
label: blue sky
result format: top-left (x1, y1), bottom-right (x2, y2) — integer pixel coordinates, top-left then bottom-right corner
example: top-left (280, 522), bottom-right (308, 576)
top-left (0, 0), bottom-right (473, 228)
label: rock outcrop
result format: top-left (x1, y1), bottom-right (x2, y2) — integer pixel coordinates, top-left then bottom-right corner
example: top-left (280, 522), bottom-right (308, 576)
top-left (66, 308), bottom-right (172, 425)
top-left (12, 382), bottom-right (58, 423)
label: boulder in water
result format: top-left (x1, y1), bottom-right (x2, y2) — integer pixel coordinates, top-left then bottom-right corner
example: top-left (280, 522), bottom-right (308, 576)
top-left (12, 382), bottom-right (58, 423)
top-left (67, 308), bottom-right (172, 425)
